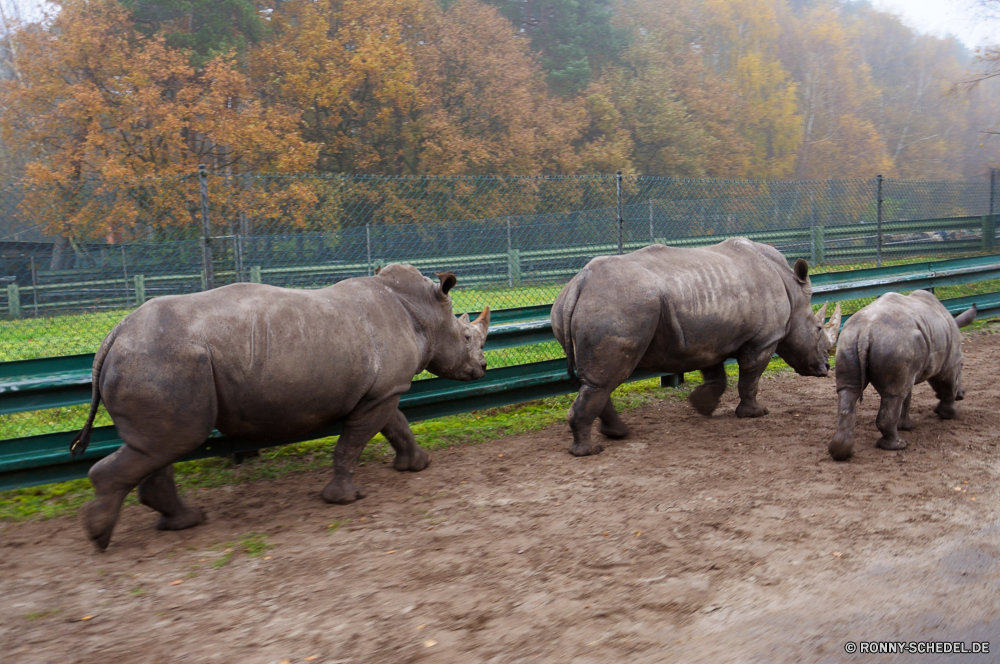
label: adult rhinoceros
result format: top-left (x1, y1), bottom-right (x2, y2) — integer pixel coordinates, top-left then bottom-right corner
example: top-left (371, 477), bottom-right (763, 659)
top-left (551, 238), bottom-right (840, 456)
top-left (70, 264), bottom-right (490, 551)
top-left (829, 291), bottom-right (976, 461)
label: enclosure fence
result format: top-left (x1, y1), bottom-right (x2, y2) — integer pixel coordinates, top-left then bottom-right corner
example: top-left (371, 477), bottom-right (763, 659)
top-left (1, 170), bottom-right (998, 362)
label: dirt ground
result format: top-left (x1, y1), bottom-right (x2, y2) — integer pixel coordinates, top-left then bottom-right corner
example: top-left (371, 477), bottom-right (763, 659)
top-left (3, 333), bottom-right (1000, 664)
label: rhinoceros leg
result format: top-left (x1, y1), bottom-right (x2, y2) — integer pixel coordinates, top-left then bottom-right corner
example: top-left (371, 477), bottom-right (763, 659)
top-left (735, 354), bottom-right (773, 418)
top-left (597, 398), bottom-right (629, 440)
top-left (137, 465), bottom-right (206, 532)
top-left (567, 383), bottom-right (616, 456)
top-left (875, 393), bottom-right (908, 451)
top-left (322, 399), bottom-right (397, 504)
top-left (688, 363), bottom-right (727, 416)
top-left (898, 391), bottom-right (914, 431)
top-left (83, 444), bottom-right (179, 551)
top-left (829, 388), bottom-right (861, 461)
top-left (929, 375), bottom-right (959, 419)
top-left (381, 407), bottom-right (430, 472)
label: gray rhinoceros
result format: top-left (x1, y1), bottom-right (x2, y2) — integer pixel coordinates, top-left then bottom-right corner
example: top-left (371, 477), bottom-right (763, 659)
top-left (828, 291), bottom-right (976, 461)
top-left (70, 264), bottom-right (490, 550)
top-left (551, 238), bottom-right (841, 456)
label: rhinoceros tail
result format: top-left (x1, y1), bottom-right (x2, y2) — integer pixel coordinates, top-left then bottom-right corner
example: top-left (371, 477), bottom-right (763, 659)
top-left (555, 271), bottom-right (587, 380)
top-left (69, 321), bottom-right (124, 458)
top-left (856, 329), bottom-right (870, 404)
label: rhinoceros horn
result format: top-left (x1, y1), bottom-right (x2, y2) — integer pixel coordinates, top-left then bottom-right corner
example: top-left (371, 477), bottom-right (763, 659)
top-left (824, 302), bottom-right (842, 345)
top-left (814, 301), bottom-right (829, 322)
top-left (954, 303), bottom-right (977, 328)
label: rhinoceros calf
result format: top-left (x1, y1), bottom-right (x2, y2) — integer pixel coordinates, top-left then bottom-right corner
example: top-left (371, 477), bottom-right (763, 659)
top-left (551, 238), bottom-right (841, 456)
top-left (70, 264), bottom-right (489, 551)
top-left (828, 291), bottom-right (976, 461)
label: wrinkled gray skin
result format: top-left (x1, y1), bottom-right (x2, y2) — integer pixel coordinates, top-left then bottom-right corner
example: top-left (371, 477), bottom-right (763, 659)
top-left (551, 238), bottom-right (841, 456)
top-left (829, 291), bottom-right (976, 461)
top-left (70, 264), bottom-right (490, 551)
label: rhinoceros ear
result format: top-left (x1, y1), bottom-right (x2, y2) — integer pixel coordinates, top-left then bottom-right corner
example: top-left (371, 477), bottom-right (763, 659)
top-left (954, 303), bottom-right (977, 328)
top-left (436, 272), bottom-right (458, 295)
top-left (793, 258), bottom-right (809, 284)
top-left (824, 302), bottom-right (842, 345)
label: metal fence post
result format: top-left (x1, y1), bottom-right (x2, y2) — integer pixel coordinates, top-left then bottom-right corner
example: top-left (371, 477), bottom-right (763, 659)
top-left (366, 222), bottom-right (372, 276)
top-left (120, 245), bottom-right (130, 308)
top-left (649, 200), bottom-right (654, 245)
top-left (199, 165), bottom-right (215, 290)
top-left (616, 170), bottom-right (623, 255)
top-left (233, 235), bottom-right (244, 283)
top-left (134, 275), bottom-right (145, 304)
top-left (7, 283), bottom-right (19, 319)
top-left (876, 174), bottom-right (884, 268)
top-left (29, 255), bottom-right (38, 317)
top-left (987, 168), bottom-right (998, 253)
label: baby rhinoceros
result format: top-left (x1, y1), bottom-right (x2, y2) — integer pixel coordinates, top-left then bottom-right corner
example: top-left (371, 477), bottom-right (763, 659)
top-left (69, 264), bottom-right (490, 551)
top-left (829, 290), bottom-right (976, 461)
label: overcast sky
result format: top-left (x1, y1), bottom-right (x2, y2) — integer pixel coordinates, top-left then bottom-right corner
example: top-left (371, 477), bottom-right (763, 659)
top-left (871, 0), bottom-right (1000, 47)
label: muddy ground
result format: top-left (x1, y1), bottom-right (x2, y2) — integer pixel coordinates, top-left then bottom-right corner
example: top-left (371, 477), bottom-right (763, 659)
top-left (3, 333), bottom-right (1000, 663)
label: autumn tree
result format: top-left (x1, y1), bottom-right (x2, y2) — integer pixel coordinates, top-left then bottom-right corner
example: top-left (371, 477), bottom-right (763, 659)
top-left (252, 0), bottom-right (425, 175)
top-left (122, 0), bottom-right (264, 65)
top-left (416, 0), bottom-right (584, 175)
top-left (483, 0), bottom-right (629, 95)
top-left (0, 0), bottom-right (317, 258)
top-left (777, 1), bottom-right (892, 179)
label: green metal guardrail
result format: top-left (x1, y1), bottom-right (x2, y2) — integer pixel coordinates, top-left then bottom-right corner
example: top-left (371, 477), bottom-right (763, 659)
top-left (2, 253), bottom-right (999, 491)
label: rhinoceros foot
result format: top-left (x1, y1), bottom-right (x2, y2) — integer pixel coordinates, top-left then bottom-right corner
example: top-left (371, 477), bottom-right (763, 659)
top-left (828, 438), bottom-right (854, 462)
top-left (598, 420), bottom-right (629, 440)
top-left (876, 436), bottom-right (908, 451)
top-left (688, 385), bottom-right (722, 416)
top-left (394, 447), bottom-right (431, 472)
top-left (156, 507), bottom-right (206, 532)
top-left (81, 500), bottom-right (120, 553)
top-left (735, 402), bottom-right (770, 418)
top-left (569, 442), bottom-right (604, 457)
top-left (934, 402), bottom-right (958, 420)
top-left (898, 417), bottom-right (914, 431)
top-left (321, 479), bottom-right (367, 504)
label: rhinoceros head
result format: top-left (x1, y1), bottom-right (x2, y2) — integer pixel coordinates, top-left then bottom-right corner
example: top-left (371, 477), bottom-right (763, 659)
top-left (425, 272), bottom-right (490, 381)
top-left (775, 259), bottom-right (841, 377)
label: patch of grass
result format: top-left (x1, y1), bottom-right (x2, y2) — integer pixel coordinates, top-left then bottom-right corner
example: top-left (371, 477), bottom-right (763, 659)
top-left (240, 532), bottom-right (270, 557)
top-left (210, 532), bottom-right (270, 567)
top-left (326, 518), bottom-right (348, 533)
top-left (211, 550), bottom-right (235, 568)
top-left (24, 608), bottom-right (61, 620)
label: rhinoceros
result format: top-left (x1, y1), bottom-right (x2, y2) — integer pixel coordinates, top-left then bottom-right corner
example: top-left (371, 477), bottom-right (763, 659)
top-left (828, 291), bottom-right (976, 461)
top-left (70, 264), bottom-right (490, 550)
top-left (551, 238), bottom-right (841, 456)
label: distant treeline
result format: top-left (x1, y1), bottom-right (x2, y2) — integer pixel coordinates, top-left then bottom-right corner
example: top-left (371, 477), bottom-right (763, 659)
top-left (0, 0), bottom-right (996, 232)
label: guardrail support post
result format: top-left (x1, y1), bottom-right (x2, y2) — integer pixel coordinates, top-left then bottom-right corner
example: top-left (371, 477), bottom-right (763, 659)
top-left (199, 164), bottom-right (215, 290)
top-left (812, 225), bottom-right (825, 265)
top-left (660, 373), bottom-right (683, 388)
top-left (508, 249), bottom-right (521, 287)
top-left (133, 275), bottom-right (145, 304)
top-left (250, 266), bottom-right (262, 283)
top-left (6, 283), bottom-right (19, 319)
top-left (876, 174), bottom-right (884, 268)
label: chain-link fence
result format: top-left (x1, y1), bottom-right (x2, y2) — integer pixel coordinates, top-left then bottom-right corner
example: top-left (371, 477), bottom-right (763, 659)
top-left (2, 170), bottom-right (998, 365)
